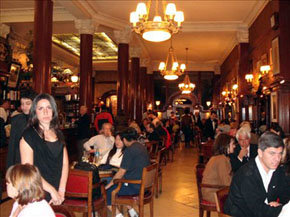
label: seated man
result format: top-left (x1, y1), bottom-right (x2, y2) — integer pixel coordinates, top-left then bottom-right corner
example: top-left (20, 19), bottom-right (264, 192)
top-left (229, 127), bottom-right (258, 173)
top-left (105, 127), bottom-right (150, 217)
top-left (83, 123), bottom-right (115, 157)
top-left (145, 123), bottom-right (160, 142)
top-left (224, 131), bottom-right (290, 217)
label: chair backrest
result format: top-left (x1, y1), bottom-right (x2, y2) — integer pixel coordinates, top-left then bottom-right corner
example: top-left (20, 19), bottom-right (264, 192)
top-left (156, 147), bottom-right (166, 166)
top-left (215, 186), bottom-right (230, 213)
top-left (146, 140), bottom-right (159, 156)
top-left (65, 169), bottom-right (92, 200)
top-left (201, 140), bottom-right (214, 163)
top-left (51, 205), bottom-right (76, 217)
top-left (195, 164), bottom-right (205, 203)
top-left (140, 163), bottom-right (158, 196)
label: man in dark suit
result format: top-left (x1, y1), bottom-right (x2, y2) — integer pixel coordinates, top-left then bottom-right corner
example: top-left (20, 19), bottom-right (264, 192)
top-left (6, 89), bottom-right (36, 168)
top-left (230, 127), bottom-right (258, 173)
top-left (224, 132), bottom-right (290, 217)
top-left (204, 111), bottom-right (218, 140)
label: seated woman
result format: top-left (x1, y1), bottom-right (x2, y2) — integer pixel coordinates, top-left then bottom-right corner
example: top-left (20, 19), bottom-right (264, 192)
top-left (99, 132), bottom-right (126, 168)
top-left (202, 133), bottom-right (236, 203)
top-left (6, 164), bottom-right (55, 217)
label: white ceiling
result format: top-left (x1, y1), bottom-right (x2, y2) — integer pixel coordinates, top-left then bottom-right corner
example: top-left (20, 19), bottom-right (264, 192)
top-left (0, 0), bottom-right (269, 72)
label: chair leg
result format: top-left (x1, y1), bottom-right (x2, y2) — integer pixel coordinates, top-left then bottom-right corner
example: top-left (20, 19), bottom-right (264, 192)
top-left (101, 207), bottom-right (107, 217)
top-left (155, 177), bottom-right (159, 198)
top-left (150, 200), bottom-right (154, 217)
top-left (159, 174), bottom-right (162, 194)
top-left (139, 205), bottom-right (144, 217)
top-left (112, 205), bottom-right (116, 217)
top-left (206, 210), bottom-right (211, 217)
top-left (199, 208), bottom-right (204, 217)
top-left (83, 212), bottom-right (88, 217)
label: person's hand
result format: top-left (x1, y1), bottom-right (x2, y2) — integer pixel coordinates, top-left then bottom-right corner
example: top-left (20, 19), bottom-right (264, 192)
top-left (89, 149), bottom-right (96, 153)
top-left (49, 188), bottom-right (63, 205)
top-left (58, 188), bottom-right (65, 202)
top-left (105, 181), bottom-right (113, 190)
top-left (238, 148), bottom-right (248, 159)
top-left (269, 201), bottom-right (281, 207)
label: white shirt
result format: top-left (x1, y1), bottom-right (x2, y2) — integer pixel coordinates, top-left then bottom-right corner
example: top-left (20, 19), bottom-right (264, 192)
top-left (83, 134), bottom-right (115, 157)
top-left (9, 200), bottom-right (55, 217)
top-left (255, 156), bottom-right (275, 204)
top-left (0, 107), bottom-right (8, 122)
top-left (100, 148), bottom-right (123, 167)
top-left (279, 201), bottom-right (290, 217)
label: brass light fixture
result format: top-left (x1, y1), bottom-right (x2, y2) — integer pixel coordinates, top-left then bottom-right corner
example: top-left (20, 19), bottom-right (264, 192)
top-left (130, 1), bottom-right (184, 42)
top-left (159, 38), bottom-right (185, 80)
top-left (178, 48), bottom-right (195, 94)
top-left (245, 73), bottom-right (253, 83)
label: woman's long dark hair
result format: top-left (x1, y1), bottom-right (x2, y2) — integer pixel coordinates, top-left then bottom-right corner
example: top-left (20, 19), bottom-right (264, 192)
top-left (213, 133), bottom-right (234, 156)
top-left (28, 93), bottom-right (65, 145)
top-left (106, 133), bottom-right (126, 164)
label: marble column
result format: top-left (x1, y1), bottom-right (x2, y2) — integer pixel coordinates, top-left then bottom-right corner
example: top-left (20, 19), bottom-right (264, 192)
top-left (114, 28), bottom-right (131, 115)
top-left (33, 0), bottom-right (53, 94)
top-left (75, 19), bottom-right (97, 115)
top-left (140, 58), bottom-right (150, 117)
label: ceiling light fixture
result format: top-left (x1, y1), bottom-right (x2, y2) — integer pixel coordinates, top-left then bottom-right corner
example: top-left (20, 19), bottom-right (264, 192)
top-left (130, 1), bottom-right (184, 42)
top-left (178, 48), bottom-right (195, 94)
top-left (159, 38), bottom-right (185, 80)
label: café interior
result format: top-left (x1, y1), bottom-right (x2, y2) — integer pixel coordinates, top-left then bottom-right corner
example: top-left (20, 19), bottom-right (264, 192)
top-left (0, 0), bottom-right (290, 217)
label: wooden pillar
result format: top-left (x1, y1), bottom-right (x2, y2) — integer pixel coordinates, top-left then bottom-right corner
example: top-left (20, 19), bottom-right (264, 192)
top-left (197, 71), bottom-right (202, 104)
top-left (147, 74), bottom-right (154, 108)
top-left (33, 0), bottom-right (53, 94)
top-left (140, 66), bottom-right (147, 118)
top-left (130, 57), bottom-right (140, 121)
top-left (117, 43), bottom-right (129, 114)
top-left (75, 20), bottom-right (96, 115)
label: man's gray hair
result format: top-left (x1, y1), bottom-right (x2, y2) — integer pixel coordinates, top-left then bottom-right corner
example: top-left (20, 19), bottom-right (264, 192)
top-left (236, 127), bottom-right (251, 141)
top-left (258, 131), bottom-right (284, 151)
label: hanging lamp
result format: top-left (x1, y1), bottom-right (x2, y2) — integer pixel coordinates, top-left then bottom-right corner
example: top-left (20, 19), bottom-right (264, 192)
top-left (178, 48), bottom-right (195, 94)
top-left (158, 38), bottom-right (185, 80)
top-left (130, 1), bottom-right (184, 42)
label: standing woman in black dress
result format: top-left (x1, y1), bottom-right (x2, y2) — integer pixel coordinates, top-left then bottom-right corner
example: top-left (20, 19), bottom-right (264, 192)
top-left (20, 93), bottom-right (69, 205)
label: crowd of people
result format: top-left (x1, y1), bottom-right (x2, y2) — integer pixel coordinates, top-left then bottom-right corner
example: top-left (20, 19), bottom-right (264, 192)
top-left (1, 92), bottom-right (289, 217)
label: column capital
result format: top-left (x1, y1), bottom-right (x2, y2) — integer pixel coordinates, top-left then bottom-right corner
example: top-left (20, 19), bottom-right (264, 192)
top-left (236, 28), bottom-right (249, 43)
top-left (130, 47), bottom-right (141, 58)
top-left (0, 24), bottom-right (10, 38)
top-left (140, 58), bottom-right (150, 67)
top-left (114, 26), bottom-right (132, 44)
top-left (75, 19), bottom-right (99, 35)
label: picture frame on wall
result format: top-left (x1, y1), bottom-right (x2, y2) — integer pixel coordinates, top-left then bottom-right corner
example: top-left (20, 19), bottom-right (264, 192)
top-left (8, 62), bottom-right (21, 88)
top-left (271, 37), bottom-right (280, 75)
top-left (270, 92), bottom-right (278, 122)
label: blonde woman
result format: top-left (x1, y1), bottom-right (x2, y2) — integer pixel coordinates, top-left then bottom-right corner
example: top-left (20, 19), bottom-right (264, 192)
top-left (6, 164), bottom-right (55, 217)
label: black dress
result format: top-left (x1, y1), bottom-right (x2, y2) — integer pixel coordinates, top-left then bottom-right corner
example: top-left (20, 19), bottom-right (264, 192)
top-left (22, 126), bottom-right (64, 201)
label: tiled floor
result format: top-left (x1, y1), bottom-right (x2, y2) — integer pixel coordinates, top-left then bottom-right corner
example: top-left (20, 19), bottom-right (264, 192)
top-left (0, 144), bottom-right (219, 217)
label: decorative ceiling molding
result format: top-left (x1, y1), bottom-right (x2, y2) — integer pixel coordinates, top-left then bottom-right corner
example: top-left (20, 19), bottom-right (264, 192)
top-left (0, 7), bottom-right (75, 23)
top-left (244, 0), bottom-right (269, 27)
top-left (113, 26), bottom-right (132, 44)
top-left (74, 19), bottom-right (98, 35)
top-left (182, 21), bottom-right (248, 32)
top-left (0, 23), bottom-right (10, 38)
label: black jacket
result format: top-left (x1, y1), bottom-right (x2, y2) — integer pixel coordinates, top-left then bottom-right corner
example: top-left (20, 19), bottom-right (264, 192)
top-left (75, 114), bottom-right (91, 140)
top-left (6, 113), bottom-right (29, 168)
top-left (0, 117), bottom-right (6, 147)
top-left (229, 143), bottom-right (258, 173)
top-left (204, 118), bottom-right (217, 139)
top-left (224, 159), bottom-right (290, 217)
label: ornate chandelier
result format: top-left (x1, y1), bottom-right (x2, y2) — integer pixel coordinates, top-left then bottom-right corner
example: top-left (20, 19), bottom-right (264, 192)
top-left (130, 1), bottom-right (184, 42)
top-left (178, 48), bottom-right (195, 94)
top-left (158, 39), bottom-right (185, 80)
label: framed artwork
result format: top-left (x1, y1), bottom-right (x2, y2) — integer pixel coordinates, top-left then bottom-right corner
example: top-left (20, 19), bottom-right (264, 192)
top-left (271, 37), bottom-right (280, 75)
top-left (8, 62), bottom-right (21, 88)
top-left (270, 12), bottom-right (279, 30)
top-left (270, 92), bottom-right (278, 122)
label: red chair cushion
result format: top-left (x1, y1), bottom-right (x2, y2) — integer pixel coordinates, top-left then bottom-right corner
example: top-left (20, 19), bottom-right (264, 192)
top-left (66, 174), bottom-right (89, 194)
top-left (201, 199), bottom-right (216, 207)
top-left (55, 214), bottom-right (66, 217)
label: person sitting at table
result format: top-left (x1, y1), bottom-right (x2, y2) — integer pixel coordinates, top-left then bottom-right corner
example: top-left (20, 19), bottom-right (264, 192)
top-left (105, 127), bottom-right (150, 217)
top-left (99, 132), bottom-right (126, 168)
top-left (83, 122), bottom-right (115, 157)
top-left (7, 164), bottom-right (55, 217)
top-left (145, 123), bottom-right (160, 141)
top-left (202, 133), bottom-right (236, 203)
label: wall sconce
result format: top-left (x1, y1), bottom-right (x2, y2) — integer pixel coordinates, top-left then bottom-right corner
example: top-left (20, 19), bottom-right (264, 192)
top-left (260, 65), bottom-right (270, 75)
top-left (70, 75), bottom-right (79, 83)
top-left (206, 101), bottom-right (211, 107)
top-left (232, 84), bottom-right (238, 90)
top-left (155, 100), bottom-right (161, 106)
top-left (245, 74), bottom-right (253, 83)
top-left (222, 91), bottom-right (227, 96)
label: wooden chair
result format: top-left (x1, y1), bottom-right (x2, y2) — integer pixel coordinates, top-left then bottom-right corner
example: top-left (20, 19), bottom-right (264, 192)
top-left (63, 169), bottom-right (107, 217)
top-left (195, 164), bottom-right (224, 217)
top-left (145, 141), bottom-right (159, 158)
top-left (111, 163), bottom-right (158, 217)
top-left (154, 147), bottom-right (166, 198)
top-left (199, 140), bottom-right (214, 164)
top-left (51, 205), bottom-right (76, 217)
top-left (214, 186), bottom-right (230, 217)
